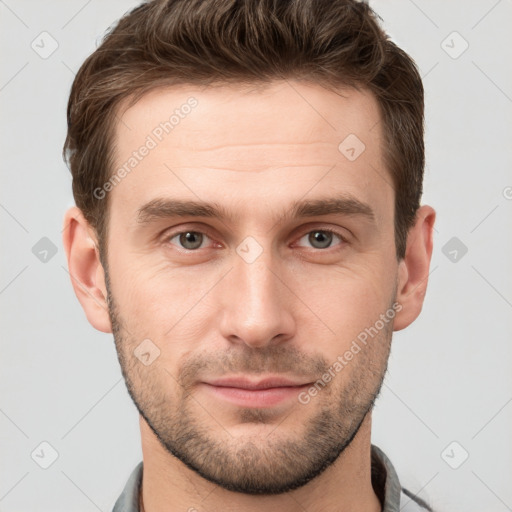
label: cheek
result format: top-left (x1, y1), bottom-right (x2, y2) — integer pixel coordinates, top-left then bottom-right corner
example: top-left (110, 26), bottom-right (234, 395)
top-left (109, 241), bottom-right (397, 353)
top-left (111, 260), bottom-right (221, 346)
top-left (294, 261), bottom-right (396, 351)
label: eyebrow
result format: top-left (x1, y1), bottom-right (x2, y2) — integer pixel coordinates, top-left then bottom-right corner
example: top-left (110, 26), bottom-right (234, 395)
top-left (136, 195), bottom-right (376, 226)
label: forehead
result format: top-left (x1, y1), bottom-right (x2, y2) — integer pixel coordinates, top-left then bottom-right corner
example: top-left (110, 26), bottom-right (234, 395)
top-left (115, 80), bottom-right (382, 159)
top-left (109, 80), bottom-right (390, 226)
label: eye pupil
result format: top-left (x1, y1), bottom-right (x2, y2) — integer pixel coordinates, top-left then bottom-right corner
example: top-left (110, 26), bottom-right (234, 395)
top-left (180, 231), bottom-right (203, 250)
top-left (309, 231), bottom-right (332, 249)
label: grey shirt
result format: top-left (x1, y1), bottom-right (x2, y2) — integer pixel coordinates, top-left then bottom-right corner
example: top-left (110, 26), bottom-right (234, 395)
top-left (112, 444), bottom-right (432, 512)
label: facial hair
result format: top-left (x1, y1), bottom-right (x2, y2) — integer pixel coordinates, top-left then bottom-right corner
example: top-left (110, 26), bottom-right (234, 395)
top-left (105, 269), bottom-right (394, 495)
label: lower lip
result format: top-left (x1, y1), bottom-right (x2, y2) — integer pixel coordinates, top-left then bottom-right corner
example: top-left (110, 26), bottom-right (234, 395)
top-left (201, 383), bottom-right (310, 408)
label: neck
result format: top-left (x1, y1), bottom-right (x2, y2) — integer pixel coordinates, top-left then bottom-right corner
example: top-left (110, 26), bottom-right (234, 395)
top-left (138, 413), bottom-right (382, 512)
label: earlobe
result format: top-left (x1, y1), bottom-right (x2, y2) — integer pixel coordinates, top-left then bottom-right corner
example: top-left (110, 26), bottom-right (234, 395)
top-left (62, 207), bottom-right (113, 333)
top-left (393, 205), bottom-right (436, 332)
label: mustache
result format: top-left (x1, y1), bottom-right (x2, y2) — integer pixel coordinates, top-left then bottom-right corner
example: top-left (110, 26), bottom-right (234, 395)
top-left (106, 289), bottom-right (333, 388)
top-left (178, 345), bottom-right (330, 389)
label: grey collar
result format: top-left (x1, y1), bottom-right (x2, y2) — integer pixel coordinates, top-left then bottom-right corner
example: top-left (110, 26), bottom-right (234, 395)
top-left (112, 445), bottom-right (431, 511)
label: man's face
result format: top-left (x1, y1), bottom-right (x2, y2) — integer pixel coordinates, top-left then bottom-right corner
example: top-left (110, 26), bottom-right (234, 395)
top-left (105, 81), bottom-right (399, 494)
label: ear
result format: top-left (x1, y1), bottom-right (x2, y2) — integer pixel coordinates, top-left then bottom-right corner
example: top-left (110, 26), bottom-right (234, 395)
top-left (62, 206), bottom-right (112, 333)
top-left (393, 205), bottom-right (436, 332)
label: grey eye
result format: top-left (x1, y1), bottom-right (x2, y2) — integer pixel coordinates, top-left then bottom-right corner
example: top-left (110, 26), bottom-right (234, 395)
top-left (308, 231), bottom-right (334, 249)
top-left (172, 231), bottom-right (206, 250)
top-left (297, 230), bottom-right (343, 250)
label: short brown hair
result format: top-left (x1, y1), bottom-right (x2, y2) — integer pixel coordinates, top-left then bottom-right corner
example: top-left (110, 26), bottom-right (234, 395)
top-left (63, 0), bottom-right (424, 265)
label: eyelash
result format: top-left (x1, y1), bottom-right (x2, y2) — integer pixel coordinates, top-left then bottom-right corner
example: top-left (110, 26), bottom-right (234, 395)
top-left (163, 227), bottom-right (348, 253)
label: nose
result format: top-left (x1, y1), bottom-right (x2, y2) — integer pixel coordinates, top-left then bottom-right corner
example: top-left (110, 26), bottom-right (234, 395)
top-left (218, 248), bottom-right (296, 349)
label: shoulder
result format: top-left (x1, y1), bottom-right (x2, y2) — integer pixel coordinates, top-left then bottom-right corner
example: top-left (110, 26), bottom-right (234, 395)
top-left (371, 444), bottom-right (434, 512)
top-left (400, 487), bottom-right (433, 511)
top-left (112, 461), bottom-right (143, 512)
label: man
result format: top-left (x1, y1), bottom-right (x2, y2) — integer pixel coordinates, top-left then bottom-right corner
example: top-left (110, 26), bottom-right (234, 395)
top-left (62, 0), bottom-right (436, 510)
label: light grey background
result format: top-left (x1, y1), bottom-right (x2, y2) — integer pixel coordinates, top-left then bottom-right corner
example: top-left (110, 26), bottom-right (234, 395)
top-left (1, 1), bottom-right (511, 511)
